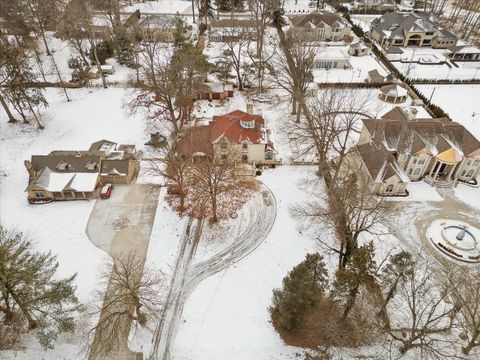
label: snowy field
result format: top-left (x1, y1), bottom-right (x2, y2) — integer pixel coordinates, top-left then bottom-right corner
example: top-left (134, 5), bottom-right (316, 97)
top-left (394, 60), bottom-right (480, 81)
top-left (415, 84), bottom-right (480, 139)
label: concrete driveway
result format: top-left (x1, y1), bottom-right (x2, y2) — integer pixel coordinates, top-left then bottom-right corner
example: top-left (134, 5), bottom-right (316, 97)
top-left (86, 184), bottom-right (160, 360)
top-left (86, 184), bottom-right (160, 260)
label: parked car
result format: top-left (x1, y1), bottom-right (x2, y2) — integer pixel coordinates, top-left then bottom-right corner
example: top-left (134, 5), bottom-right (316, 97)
top-left (100, 183), bottom-right (113, 199)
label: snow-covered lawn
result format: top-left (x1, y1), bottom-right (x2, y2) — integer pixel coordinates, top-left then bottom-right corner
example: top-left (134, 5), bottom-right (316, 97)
top-left (351, 14), bottom-right (381, 33)
top-left (172, 166), bottom-right (321, 360)
top-left (415, 84), bottom-right (480, 139)
top-left (394, 60), bottom-right (480, 81)
top-left (313, 51), bottom-right (389, 83)
top-left (0, 87), bottom-right (148, 357)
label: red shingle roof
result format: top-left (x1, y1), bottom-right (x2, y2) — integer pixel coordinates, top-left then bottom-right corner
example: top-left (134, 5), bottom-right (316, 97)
top-left (211, 110), bottom-right (265, 145)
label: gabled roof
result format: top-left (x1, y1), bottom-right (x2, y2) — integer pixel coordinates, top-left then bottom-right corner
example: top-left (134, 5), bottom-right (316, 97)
top-left (361, 107), bottom-right (480, 159)
top-left (290, 11), bottom-right (349, 29)
top-left (210, 19), bottom-right (256, 28)
top-left (371, 11), bottom-right (456, 42)
top-left (357, 142), bottom-right (408, 183)
top-left (29, 167), bottom-right (99, 192)
top-left (211, 110), bottom-right (265, 145)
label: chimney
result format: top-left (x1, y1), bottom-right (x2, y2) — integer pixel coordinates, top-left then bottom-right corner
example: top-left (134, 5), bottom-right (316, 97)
top-left (24, 160), bottom-right (35, 179)
top-left (406, 108), bottom-right (418, 121)
top-left (151, 132), bottom-right (159, 145)
top-left (246, 100), bottom-right (254, 115)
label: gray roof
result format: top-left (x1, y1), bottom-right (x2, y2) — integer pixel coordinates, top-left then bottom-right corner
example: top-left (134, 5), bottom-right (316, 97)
top-left (362, 107), bottom-right (480, 157)
top-left (371, 11), bottom-right (456, 42)
top-left (290, 11), bottom-right (350, 29)
top-left (31, 152), bottom-right (103, 173)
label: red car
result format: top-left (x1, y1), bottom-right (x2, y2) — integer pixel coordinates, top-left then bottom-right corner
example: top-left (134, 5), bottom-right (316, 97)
top-left (100, 183), bottom-right (113, 199)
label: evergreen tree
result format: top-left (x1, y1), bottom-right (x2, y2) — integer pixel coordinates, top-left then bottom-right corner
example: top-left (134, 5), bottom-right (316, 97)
top-left (270, 253), bottom-right (328, 331)
top-left (0, 227), bottom-right (81, 349)
top-left (172, 18), bottom-right (187, 48)
top-left (216, 0), bottom-right (245, 11)
top-left (114, 25), bottom-right (134, 66)
top-left (199, 0), bottom-right (215, 22)
top-left (332, 242), bottom-right (376, 319)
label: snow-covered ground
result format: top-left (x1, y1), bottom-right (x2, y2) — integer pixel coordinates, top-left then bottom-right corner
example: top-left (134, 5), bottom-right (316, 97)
top-left (0, 88), bottom-right (148, 358)
top-left (122, 0), bottom-right (192, 14)
top-left (415, 84), bottom-right (480, 139)
top-left (313, 49), bottom-right (389, 83)
top-left (172, 166), bottom-right (322, 360)
top-left (394, 60), bottom-right (480, 81)
top-left (351, 14), bottom-right (381, 33)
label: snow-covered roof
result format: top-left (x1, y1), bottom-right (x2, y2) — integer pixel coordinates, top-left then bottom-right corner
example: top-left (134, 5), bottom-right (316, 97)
top-left (34, 168), bottom-right (99, 192)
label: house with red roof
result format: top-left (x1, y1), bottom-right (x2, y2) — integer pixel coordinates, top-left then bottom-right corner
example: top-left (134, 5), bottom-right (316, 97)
top-left (178, 104), bottom-right (277, 166)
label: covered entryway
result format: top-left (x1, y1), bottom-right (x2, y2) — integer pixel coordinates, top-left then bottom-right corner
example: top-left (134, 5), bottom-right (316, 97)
top-left (407, 34), bottom-right (422, 46)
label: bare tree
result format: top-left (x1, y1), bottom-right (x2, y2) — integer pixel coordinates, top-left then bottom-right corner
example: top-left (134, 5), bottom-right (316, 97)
top-left (189, 148), bottom-right (247, 223)
top-left (443, 264), bottom-right (480, 355)
top-left (292, 171), bottom-right (390, 270)
top-left (378, 250), bottom-right (415, 329)
top-left (247, 0), bottom-right (280, 90)
top-left (386, 257), bottom-right (457, 359)
top-left (85, 254), bottom-right (165, 359)
top-left (285, 88), bottom-right (376, 177)
top-left (218, 26), bottom-right (252, 91)
top-left (148, 142), bottom-right (190, 213)
top-left (270, 37), bottom-right (316, 122)
top-left (130, 41), bottom-right (209, 137)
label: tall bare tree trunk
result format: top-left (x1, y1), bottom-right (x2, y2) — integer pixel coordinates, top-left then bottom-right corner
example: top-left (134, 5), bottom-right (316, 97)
top-left (0, 94), bottom-right (17, 122)
top-left (90, 38), bottom-right (108, 89)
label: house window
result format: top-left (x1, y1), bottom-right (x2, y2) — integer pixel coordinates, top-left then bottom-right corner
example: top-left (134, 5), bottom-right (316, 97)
top-left (220, 142), bottom-right (228, 149)
top-left (409, 168), bottom-right (413, 175)
top-left (385, 184), bottom-right (394, 193)
top-left (240, 120), bottom-right (255, 129)
top-left (413, 168), bottom-right (421, 176)
top-left (221, 154), bottom-right (227, 160)
top-left (413, 158), bottom-right (417, 164)
top-left (461, 170), bottom-right (466, 176)
top-left (474, 160), bottom-right (480, 166)
top-left (467, 170), bottom-right (474, 177)
top-left (467, 160), bottom-right (472, 166)
top-left (418, 159), bottom-right (425, 165)
top-left (242, 142), bottom-right (248, 149)
top-left (265, 150), bottom-right (273, 160)
top-left (242, 155), bottom-right (248, 162)
top-left (35, 191), bottom-right (45, 198)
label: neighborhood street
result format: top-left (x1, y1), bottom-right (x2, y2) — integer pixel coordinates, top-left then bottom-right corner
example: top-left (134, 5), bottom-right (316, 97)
top-left (149, 184), bottom-right (277, 360)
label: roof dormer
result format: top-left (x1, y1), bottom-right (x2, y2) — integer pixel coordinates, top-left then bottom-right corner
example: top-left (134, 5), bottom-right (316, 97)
top-left (240, 119), bottom-right (255, 129)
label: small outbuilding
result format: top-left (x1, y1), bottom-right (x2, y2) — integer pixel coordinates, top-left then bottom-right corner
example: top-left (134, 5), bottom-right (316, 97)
top-left (349, 42), bottom-right (371, 56)
top-left (379, 83), bottom-right (409, 103)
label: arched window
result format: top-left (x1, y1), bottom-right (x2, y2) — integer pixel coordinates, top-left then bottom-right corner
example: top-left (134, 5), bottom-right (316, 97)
top-left (265, 150), bottom-right (274, 160)
top-left (413, 168), bottom-right (421, 176)
top-left (467, 170), bottom-right (474, 178)
top-left (385, 184), bottom-right (394, 193)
